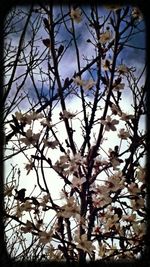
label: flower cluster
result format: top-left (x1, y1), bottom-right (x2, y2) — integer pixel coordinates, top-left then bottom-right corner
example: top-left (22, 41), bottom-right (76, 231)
top-left (73, 76), bottom-right (96, 90)
top-left (99, 29), bottom-right (113, 44)
top-left (54, 152), bottom-right (85, 175)
top-left (74, 233), bottom-right (95, 254)
top-left (15, 111), bottom-right (43, 125)
top-left (71, 176), bottom-right (86, 189)
top-left (14, 200), bottom-right (35, 218)
top-left (57, 196), bottom-right (80, 218)
top-left (92, 185), bottom-right (111, 208)
top-left (20, 129), bottom-right (40, 146)
top-left (59, 110), bottom-right (76, 120)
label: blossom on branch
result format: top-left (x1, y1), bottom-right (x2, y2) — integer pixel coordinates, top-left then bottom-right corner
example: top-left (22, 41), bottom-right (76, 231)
top-left (70, 7), bottom-right (82, 23)
top-left (106, 171), bottom-right (125, 192)
top-left (46, 245), bottom-right (62, 261)
top-left (110, 103), bottom-right (121, 115)
top-left (84, 79), bottom-right (96, 90)
top-left (113, 83), bottom-right (125, 91)
top-left (132, 7), bottom-right (143, 21)
top-left (131, 222), bottom-right (146, 239)
top-left (71, 176), bottom-right (86, 189)
top-left (73, 76), bottom-right (96, 90)
top-left (54, 154), bottom-right (70, 173)
top-left (128, 182), bottom-right (141, 195)
top-left (74, 233), bottom-right (95, 254)
top-left (20, 220), bottom-right (33, 233)
top-left (57, 196), bottom-right (80, 218)
top-left (20, 200), bottom-right (34, 212)
top-left (101, 115), bottom-right (119, 131)
top-left (117, 64), bottom-right (129, 75)
top-left (102, 59), bottom-right (111, 70)
top-left (105, 214), bottom-right (119, 231)
top-left (38, 229), bottom-right (53, 245)
top-left (104, 5), bottom-right (121, 11)
top-left (92, 185), bottom-right (111, 207)
top-left (4, 184), bottom-right (14, 197)
top-left (120, 112), bottom-right (134, 121)
top-left (15, 111), bottom-right (43, 124)
top-left (122, 213), bottom-right (136, 223)
top-left (20, 129), bottom-right (40, 146)
top-left (99, 30), bottom-right (113, 44)
top-left (59, 110), bottom-right (76, 119)
top-left (40, 118), bottom-right (53, 128)
top-left (14, 200), bottom-right (34, 218)
top-left (43, 139), bottom-right (59, 149)
top-left (28, 111), bottom-right (43, 121)
top-left (39, 194), bottom-right (50, 210)
top-left (136, 166), bottom-right (146, 182)
top-left (73, 76), bottom-right (85, 86)
top-left (4, 4), bottom-right (146, 261)
top-left (25, 160), bottom-right (34, 174)
top-left (118, 128), bottom-right (130, 139)
top-left (131, 197), bottom-right (145, 211)
top-left (15, 111), bottom-right (32, 125)
top-left (54, 152), bottom-right (86, 175)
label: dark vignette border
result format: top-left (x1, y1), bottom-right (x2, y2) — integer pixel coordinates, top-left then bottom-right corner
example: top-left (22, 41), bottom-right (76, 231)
top-left (0, 0), bottom-right (149, 267)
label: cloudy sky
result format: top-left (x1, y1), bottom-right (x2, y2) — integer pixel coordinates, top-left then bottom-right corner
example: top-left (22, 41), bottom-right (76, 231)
top-left (4, 2), bottom-right (146, 202)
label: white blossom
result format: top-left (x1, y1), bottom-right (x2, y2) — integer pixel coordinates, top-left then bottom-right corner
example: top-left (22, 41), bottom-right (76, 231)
top-left (20, 129), bottom-right (40, 146)
top-left (74, 233), bottom-right (95, 254)
top-left (70, 7), bottom-right (82, 23)
top-left (21, 220), bottom-right (33, 233)
top-left (57, 196), bottom-right (80, 218)
top-left (73, 76), bottom-right (96, 90)
top-left (99, 30), bottom-right (113, 44)
top-left (101, 115), bottom-right (119, 131)
top-left (118, 128), bottom-right (130, 139)
top-left (43, 139), bottom-right (59, 149)
top-left (71, 176), bottom-right (86, 189)
top-left (38, 229), bottom-right (53, 245)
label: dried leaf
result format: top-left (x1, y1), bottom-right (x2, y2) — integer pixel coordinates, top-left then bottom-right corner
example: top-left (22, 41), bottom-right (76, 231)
top-left (42, 38), bottom-right (51, 48)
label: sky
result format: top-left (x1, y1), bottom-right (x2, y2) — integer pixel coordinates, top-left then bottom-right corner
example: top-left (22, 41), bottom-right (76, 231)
top-left (4, 4), bottom-right (146, 259)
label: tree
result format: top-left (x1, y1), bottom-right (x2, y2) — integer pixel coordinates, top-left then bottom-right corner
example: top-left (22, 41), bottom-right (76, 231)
top-left (3, 3), bottom-right (147, 264)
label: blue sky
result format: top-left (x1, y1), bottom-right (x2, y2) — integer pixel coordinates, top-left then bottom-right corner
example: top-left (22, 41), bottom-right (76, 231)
top-left (4, 4), bottom-right (146, 182)
top-left (4, 5), bottom-right (146, 106)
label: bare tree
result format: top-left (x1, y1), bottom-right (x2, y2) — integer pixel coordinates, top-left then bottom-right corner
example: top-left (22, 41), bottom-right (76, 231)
top-left (3, 3), bottom-right (147, 264)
